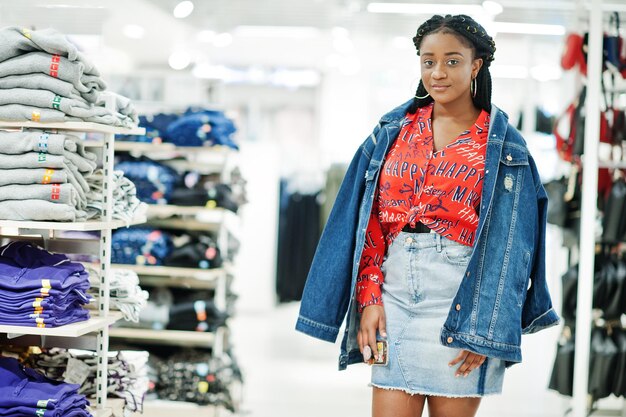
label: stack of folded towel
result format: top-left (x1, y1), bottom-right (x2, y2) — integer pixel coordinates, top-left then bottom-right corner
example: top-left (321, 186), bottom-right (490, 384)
top-left (0, 131), bottom-right (96, 221)
top-left (0, 26), bottom-right (137, 127)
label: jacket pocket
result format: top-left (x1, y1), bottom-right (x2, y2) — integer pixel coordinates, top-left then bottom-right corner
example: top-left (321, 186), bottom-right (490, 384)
top-left (500, 145), bottom-right (529, 167)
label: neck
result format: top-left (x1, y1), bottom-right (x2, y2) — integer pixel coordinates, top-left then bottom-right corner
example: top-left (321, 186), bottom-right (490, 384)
top-left (433, 95), bottom-right (480, 121)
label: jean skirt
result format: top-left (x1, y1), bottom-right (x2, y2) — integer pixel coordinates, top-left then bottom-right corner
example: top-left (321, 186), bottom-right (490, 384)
top-left (370, 231), bottom-right (505, 397)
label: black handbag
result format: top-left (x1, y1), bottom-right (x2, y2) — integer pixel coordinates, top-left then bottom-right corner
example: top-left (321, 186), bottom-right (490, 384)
top-left (612, 327), bottom-right (626, 396)
top-left (588, 327), bottom-right (619, 400)
top-left (549, 327), bottom-right (576, 396)
top-left (602, 178), bottom-right (626, 243)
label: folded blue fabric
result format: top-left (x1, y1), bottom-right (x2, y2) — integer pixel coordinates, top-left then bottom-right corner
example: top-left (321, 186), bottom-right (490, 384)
top-left (112, 227), bottom-right (173, 266)
top-left (115, 160), bottom-right (179, 204)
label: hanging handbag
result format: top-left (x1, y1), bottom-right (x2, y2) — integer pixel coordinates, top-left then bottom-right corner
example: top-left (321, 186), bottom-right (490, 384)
top-left (602, 178), bottom-right (626, 242)
top-left (561, 32), bottom-right (586, 73)
top-left (588, 326), bottom-right (619, 400)
top-left (549, 326), bottom-right (575, 396)
top-left (612, 326), bottom-right (626, 397)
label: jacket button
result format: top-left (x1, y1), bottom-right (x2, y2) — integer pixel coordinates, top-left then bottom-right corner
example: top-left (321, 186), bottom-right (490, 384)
top-left (447, 337), bottom-right (453, 344)
top-left (455, 304), bottom-right (461, 311)
top-left (405, 237), bottom-right (413, 244)
top-left (466, 271), bottom-right (470, 277)
top-left (506, 154), bottom-right (513, 161)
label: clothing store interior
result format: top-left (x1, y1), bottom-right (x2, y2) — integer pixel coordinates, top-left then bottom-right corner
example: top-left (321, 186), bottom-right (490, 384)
top-left (0, 0), bottom-right (624, 416)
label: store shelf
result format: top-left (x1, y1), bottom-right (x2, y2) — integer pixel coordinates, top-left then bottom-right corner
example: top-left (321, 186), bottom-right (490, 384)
top-left (146, 206), bottom-right (239, 235)
top-left (0, 120), bottom-right (145, 135)
top-left (0, 312), bottom-right (122, 338)
top-left (89, 407), bottom-right (113, 417)
top-left (114, 141), bottom-right (232, 154)
top-left (0, 215), bottom-right (147, 232)
top-left (135, 400), bottom-right (219, 417)
top-left (109, 328), bottom-right (215, 347)
top-left (112, 264), bottom-right (228, 289)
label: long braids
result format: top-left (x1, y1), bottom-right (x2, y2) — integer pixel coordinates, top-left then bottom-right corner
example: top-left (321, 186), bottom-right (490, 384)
top-left (409, 14), bottom-right (496, 114)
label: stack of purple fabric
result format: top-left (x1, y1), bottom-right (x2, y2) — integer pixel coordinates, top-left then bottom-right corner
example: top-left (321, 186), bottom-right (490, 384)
top-left (0, 241), bottom-right (91, 328)
top-left (0, 356), bottom-right (92, 417)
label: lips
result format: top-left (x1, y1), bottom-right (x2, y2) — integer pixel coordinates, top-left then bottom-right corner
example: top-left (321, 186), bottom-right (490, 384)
top-left (431, 85), bottom-right (450, 91)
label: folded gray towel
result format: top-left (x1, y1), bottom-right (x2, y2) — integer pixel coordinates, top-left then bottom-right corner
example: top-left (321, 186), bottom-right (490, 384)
top-left (0, 151), bottom-right (65, 169)
top-left (0, 73), bottom-right (98, 103)
top-left (0, 26), bottom-right (98, 74)
top-left (0, 103), bottom-right (80, 123)
top-left (0, 52), bottom-right (105, 93)
top-left (0, 168), bottom-right (67, 186)
top-left (0, 100), bottom-right (135, 127)
top-left (0, 131), bottom-right (86, 155)
top-left (0, 199), bottom-right (86, 221)
top-left (0, 183), bottom-right (82, 209)
top-left (96, 92), bottom-right (139, 124)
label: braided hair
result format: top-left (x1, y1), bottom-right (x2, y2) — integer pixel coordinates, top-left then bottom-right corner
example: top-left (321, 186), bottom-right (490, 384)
top-left (409, 14), bottom-right (496, 113)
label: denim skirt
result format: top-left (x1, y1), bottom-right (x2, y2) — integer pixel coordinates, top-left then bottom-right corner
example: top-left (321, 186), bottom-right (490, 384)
top-left (370, 231), bottom-right (505, 397)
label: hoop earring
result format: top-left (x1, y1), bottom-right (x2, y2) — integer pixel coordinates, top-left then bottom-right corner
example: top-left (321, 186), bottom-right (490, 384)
top-left (415, 92), bottom-right (430, 99)
top-left (471, 78), bottom-right (477, 98)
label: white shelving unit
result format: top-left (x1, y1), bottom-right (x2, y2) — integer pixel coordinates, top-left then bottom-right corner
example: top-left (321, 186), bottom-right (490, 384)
top-left (572, 2), bottom-right (626, 416)
top-left (0, 120), bottom-right (145, 414)
top-left (111, 140), bottom-right (241, 416)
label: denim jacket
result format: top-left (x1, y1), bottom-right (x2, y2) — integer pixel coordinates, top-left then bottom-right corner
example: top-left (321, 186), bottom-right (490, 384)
top-left (295, 98), bottom-right (560, 370)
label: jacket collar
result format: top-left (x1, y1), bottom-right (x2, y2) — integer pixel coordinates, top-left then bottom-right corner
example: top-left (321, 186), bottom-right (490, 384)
top-left (378, 99), bottom-right (510, 135)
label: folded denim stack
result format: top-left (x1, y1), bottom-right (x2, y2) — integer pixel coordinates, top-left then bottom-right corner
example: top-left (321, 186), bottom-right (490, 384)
top-left (85, 169), bottom-right (146, 224)
top-left (0, 26), bottom-right (137, 127)
top-left (0, 356), bottom-right (92, 417)
top-left (112, 228), bottom-right (174, 266)
top-left (88, 268), bottom-right (149, 323)
top-left (0, 130), bottom-right (97, 221)
top-left (24, 348), bottom-right (149, 417)
top-left (117, 108), bottom-right (237, 149)
top-left (115, 160), bottom-right (180, 204)
top-left (0, 241), bottom-right (92, 328)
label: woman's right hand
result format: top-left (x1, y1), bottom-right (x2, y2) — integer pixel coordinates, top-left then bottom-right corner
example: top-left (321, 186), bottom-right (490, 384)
top-left (358, 305), bottom-right (387, 363)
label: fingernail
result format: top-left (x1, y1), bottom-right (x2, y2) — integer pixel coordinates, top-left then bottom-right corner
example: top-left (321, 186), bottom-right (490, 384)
top-left (381, 331), bottom-right (387, 338)
top-left (464, 373), bottom-right (469, 377)
top-left (363, 346), bottom-right (372, 361)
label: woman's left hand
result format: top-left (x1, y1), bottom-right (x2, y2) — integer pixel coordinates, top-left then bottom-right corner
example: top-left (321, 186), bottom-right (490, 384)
top-left (448, 350), bottom-right (486, 377)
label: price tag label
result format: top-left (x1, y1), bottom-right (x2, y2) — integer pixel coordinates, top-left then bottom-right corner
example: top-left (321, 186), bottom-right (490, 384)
top-left (63, 358), bottom-right (91, 385)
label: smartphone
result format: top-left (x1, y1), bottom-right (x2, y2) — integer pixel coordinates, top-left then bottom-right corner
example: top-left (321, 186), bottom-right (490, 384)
top-left (367, 340), bottom-right (388, 366)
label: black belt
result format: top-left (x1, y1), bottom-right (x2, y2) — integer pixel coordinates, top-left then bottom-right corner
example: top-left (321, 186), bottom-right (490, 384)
top-left (402, 222), bottom-right (431, 233)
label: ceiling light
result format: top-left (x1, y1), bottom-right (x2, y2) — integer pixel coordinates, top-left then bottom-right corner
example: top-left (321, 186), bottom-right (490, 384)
top-left (233, 25), bottom-right (321, 39)
top-left (173, 1), bottom-right (194, 18)
top-left (123, 24), bottom-right (145, 39)
top-left (482, 1), bottom-right (503, 15)
top-left (491, 21), bottom-right (565, 36)
top-left (213, 33), bottom-right (233, 48)
top-left (367, 2), bottom-right (483, 15)
top-left (168, 51), bottom-right (191, 70)
top-left (197, 30), bottom-right (216, 43)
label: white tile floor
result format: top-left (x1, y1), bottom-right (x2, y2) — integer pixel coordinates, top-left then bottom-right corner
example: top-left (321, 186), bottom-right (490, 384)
top-left (230, 302), bottom-right (571, 417)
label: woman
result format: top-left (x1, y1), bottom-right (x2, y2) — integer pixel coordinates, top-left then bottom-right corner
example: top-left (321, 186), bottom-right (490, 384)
top-left (296, 14), bottom-right (560, 417)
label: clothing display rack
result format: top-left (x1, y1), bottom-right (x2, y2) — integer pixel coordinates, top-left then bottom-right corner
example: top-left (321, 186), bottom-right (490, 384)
top-left (109, 141), bottom-right (242, 417)
top-left (0, 103), bottom-right (145, 416)
top-left (573, 1), bottom-right (626, 416)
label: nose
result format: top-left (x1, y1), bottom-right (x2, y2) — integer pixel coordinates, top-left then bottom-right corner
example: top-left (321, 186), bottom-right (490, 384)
top-left (432, 63), bottom-right (447, 79)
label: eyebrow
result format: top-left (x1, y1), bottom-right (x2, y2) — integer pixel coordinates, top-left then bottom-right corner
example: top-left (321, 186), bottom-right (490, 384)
top-left (421, 52), bottom-right (465, 57)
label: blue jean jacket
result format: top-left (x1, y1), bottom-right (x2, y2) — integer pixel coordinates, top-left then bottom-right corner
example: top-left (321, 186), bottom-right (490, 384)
top-left (295, 99), bottom-right (560, 370)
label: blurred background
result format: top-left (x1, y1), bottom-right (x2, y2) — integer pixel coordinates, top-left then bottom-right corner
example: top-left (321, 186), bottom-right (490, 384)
top-left (1, 0), bottom-right (625, 416)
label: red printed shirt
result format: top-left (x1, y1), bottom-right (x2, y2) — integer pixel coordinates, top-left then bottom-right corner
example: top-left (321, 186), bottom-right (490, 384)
top-left (356, 103), bottom-right (490, 312)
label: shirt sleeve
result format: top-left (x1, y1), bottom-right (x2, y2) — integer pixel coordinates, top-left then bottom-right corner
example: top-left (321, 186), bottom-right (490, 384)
top-left (356, 196), bottom-right (387, 313)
